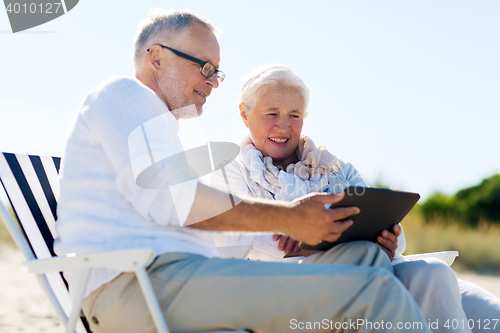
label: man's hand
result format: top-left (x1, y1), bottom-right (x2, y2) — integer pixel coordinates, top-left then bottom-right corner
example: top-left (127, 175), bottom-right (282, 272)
top-left (376, 224), bottom-right (401, 261)
top-left (281, 191), bottom-right (359, 246)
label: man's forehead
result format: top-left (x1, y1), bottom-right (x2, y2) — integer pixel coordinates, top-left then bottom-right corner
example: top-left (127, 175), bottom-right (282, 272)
top-left (165, 23), bottom-right (220, 67)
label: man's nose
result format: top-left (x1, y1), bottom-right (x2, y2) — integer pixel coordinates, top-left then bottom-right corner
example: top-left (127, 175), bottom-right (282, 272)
top-left (207, 74), bottom-right (219, 88)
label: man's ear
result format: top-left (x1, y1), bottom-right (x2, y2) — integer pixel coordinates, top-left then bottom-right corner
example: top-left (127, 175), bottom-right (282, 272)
top-left (239, 104), bottom-right (250, 128)
top-left (148, 45), bottom-right (164, 69)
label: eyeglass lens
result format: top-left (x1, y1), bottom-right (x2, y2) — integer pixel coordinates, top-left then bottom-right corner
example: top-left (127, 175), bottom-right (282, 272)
top-left (201, 63), bottom-right (224, 83)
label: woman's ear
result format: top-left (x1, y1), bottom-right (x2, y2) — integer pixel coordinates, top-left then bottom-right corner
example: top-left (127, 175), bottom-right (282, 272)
top-left (239, 104), bottom-right (250, 128)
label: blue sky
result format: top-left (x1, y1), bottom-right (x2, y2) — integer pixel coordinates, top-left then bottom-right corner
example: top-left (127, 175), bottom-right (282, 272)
top-left (1, 0), bottom-right (499, 201)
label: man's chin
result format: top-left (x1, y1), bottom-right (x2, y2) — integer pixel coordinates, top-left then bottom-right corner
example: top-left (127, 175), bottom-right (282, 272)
top-left (170, 103), bottom-right (202, 119)
top-left (195, 105), bottom-right (203, 116)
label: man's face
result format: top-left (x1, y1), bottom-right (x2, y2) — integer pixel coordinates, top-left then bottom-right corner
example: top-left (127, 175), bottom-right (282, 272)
top-left (157, 23), bottom-right (221, 116)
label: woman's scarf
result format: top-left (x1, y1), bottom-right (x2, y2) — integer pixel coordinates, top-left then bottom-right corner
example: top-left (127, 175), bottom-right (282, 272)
top-left (240, 135), bottom-right (341, 201)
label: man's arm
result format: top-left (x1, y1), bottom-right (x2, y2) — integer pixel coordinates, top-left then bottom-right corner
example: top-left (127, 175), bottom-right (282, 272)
top-left (186, 183), bottom-right (359, 246)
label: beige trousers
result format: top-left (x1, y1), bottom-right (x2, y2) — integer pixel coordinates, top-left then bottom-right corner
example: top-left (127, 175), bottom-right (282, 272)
top-left (82, 241), bottom-right (430, 333)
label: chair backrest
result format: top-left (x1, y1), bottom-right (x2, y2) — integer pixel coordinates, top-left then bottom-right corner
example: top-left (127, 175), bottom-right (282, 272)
top-left (0, 152), bottom-right (89, 333)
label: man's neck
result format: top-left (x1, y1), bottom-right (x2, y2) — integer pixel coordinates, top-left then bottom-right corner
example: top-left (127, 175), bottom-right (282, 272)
top-left (136, 71), bottom-right (175, 117)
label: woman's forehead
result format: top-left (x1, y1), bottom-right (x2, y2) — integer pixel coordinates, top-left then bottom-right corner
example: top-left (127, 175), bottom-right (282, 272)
top-left (256, 85), bottom-right (305, 108)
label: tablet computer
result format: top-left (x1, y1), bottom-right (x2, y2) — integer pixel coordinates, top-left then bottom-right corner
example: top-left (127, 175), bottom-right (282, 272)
top-left (300, 187), bottom-right (420, 251)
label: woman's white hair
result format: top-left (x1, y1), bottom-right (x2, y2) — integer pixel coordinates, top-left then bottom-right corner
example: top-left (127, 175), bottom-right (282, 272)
top-left (239, 64), bottom-right (310, 117)
top-left (133, 8), bottom-right (218, 70)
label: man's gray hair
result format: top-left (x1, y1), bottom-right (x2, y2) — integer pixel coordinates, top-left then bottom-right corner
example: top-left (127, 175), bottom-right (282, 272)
top-left (240, 64), bottom-right (310, 117)
top-left (133, 8), bottom-right (217, 69)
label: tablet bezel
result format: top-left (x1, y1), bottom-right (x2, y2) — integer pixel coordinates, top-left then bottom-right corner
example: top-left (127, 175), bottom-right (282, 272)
top-left (300, 187), bottom-right (420, 251)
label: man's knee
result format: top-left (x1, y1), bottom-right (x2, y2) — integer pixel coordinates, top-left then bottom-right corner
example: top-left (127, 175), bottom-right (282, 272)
top-left (339, 240), bottom-right (382, 254)
top-left (337, 240), bottom-right (393, 269)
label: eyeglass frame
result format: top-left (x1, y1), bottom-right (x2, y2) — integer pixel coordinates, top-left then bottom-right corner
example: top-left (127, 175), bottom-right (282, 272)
top-left (147, 44), bottom-right (225, 84)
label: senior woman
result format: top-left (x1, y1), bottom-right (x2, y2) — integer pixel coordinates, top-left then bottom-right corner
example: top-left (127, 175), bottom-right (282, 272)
top-left (212, 64), bottom-right (500, 333)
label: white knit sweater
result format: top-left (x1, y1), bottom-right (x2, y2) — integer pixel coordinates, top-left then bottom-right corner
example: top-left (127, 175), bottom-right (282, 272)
top-left (54, 76), bottom-right (219, 298)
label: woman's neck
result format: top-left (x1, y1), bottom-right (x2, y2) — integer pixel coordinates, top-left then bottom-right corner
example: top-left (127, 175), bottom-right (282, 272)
top-left (272, 154), bottom-right (300, 170)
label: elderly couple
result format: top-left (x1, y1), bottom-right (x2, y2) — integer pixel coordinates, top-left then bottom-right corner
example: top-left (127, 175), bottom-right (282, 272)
top-left (54, 8), bottom-right (499, 333)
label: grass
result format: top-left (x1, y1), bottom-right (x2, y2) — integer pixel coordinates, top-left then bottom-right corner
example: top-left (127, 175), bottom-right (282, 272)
top-left (0, 204), bottom-right (16, 248)
top-left (0, 219), bottom-right (15, 248)
top-left (402, 209), bottom-right (500, 274)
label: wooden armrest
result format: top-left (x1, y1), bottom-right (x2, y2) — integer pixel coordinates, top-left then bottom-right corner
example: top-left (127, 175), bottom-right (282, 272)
top-left (24, 248), bottom-right (157, 274)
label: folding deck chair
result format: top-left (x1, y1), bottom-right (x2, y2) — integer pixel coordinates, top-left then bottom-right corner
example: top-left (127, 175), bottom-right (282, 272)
top-left (0, 152), bottom-right (250, 333)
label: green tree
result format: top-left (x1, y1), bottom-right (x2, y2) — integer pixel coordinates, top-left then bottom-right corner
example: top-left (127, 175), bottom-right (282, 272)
top-left (420, 174), bottom-right (500, 226)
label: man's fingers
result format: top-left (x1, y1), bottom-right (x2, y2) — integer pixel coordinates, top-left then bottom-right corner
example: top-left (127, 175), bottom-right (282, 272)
top-left (327, 219), bottom-right (353, 235)
top-left (311, 220), bottom-right (354, 244)
top-left (312, 191), bottom-right (345, 204)
top-left (273, 234), bottom-right (281, 241)
top-left (328, 207), bottom-right (360, 223)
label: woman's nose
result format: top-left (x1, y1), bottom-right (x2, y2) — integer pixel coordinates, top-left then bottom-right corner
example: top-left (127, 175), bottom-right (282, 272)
top-left (275, 116), bottom-right (291, 132)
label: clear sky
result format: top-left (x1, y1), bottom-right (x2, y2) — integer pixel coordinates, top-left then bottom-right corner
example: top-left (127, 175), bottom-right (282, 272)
top-left (1, 0), bottom-right (499, 201)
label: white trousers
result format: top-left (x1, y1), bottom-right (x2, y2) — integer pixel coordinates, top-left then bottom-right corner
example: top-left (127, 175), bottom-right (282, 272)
top-left (305, 251), bottom-right (473, 333)
top-left (394, 259), bottom-right (471, 333)
top-left (83, 241), bottom-right (429, 333)
top-left (459, 279), bottom-right (500, 333)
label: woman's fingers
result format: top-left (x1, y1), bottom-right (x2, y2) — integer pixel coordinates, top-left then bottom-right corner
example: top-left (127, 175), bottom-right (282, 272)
top-left (293, 242), bottom-right (301, 253)
top-left (376, 241), bottom-right (394, 261)
top-left (377, 235), bottom-right (396, 261)
top-left (284, 238), bottom-right (297, 254)
top-left (380, 229), bottom-right (398, 244)
top-left (278, 235), bottom-right (290, 251)
top-left (392, 224), bottom-right (402, 237)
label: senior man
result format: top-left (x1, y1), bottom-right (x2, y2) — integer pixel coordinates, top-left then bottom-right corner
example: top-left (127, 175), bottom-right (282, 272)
top-left (54, 9), bottom-right (431, 333)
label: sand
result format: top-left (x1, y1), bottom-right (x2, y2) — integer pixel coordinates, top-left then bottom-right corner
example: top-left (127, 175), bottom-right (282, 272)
top-left (1, 245), bottom-right (499, 332)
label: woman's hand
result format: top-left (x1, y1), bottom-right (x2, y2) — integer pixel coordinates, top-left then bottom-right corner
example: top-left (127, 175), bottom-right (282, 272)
top-left (376, 224), bottom-right (401, 261)
top-left (273, 234), bottom-right (301, 254)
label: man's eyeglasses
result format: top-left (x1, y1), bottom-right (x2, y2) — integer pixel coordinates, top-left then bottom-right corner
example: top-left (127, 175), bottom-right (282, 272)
top-left (147, 44), bottom-right (225, 84)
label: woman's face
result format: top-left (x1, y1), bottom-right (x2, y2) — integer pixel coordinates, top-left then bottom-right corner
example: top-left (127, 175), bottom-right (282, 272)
top-left (241, 84), bottom-right (305, 167)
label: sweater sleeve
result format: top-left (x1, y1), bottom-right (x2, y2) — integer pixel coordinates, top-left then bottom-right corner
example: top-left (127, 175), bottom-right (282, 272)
top-left (79, 77), bottom-right (198, 227)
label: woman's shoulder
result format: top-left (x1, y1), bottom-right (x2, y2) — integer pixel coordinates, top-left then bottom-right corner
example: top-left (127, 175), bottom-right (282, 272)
top-left (329, 157), bottom-right (369, 187)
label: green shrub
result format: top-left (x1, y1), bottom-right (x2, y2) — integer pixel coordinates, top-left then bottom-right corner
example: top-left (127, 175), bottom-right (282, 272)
top-left (420, 174), bottom-right (500, 226)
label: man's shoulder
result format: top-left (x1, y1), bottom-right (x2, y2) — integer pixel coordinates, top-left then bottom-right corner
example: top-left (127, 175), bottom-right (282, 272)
top-left (81, 76), bottom-right (163, 115)
top-left (89, 76), bottom-right (151, 98)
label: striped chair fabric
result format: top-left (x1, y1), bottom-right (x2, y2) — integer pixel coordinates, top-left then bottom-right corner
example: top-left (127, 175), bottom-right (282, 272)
top-left (0, 152), bottom-right (90, 333)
